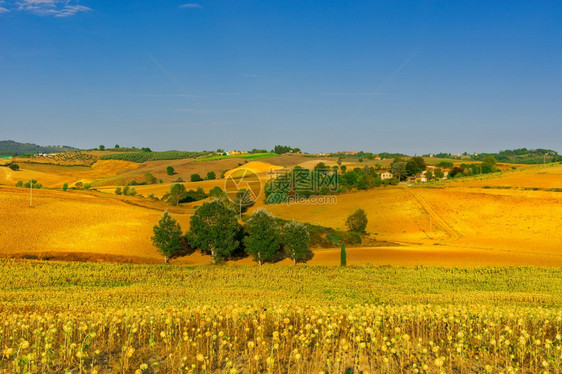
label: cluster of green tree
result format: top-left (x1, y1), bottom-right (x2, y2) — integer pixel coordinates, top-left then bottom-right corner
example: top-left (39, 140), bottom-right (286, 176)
top-left (390, 156), bottom-right (427, 181)
top-left (127, 173), bottom-right (158, 186)
top-left (449, 156), bottom-right (499, 178)
top-left (152, 202), bottom-right (310, 264)
top-left (115, 185), bottom-right (137, 196)
top-left (421, 152), bottom-right (453, 158)
top-left (470, 148), bottom-right (560, 164)
top-left (265, 163), bottom-right (399, 204)
top-left (153, 202), bottom-right (369, 265)
top-left (162, 184), bottom-right (208, 205)
top-left (272, 145), bottom-right (301, 154)
top-left (250, 148), bottom-right (268, 154)
top-left (15, 179), bottom-right (42, 189)
top-left (376, 152), bottom-right (409, 159)
top-left (0, 140), bottom-right (75, 156)
top-left (100, 151), bottom-right (210, 163)
top-left (98, 145), bottom-right (153, 152)
top-left (330, 151), bottom-right (377, 160)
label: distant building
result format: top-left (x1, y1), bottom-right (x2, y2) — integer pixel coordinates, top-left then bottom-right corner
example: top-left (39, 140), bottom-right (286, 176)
top-left (380, 172), bottom-right (393, 180)
top-left (229, 150), bottom-right (248, 156)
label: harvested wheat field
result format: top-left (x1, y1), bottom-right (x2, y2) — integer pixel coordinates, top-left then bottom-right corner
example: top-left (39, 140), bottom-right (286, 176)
top-left (1, 161), bottom-right (562, 267)
top-left (0, 186), bottom-right (192, 259)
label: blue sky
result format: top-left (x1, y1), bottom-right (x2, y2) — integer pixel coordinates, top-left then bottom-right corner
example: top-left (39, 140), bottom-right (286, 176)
top-left (1, 1), bottom-right (561, 154)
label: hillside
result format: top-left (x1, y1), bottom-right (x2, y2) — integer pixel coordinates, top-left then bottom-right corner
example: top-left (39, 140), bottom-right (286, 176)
top-left (0, 140), bottom-right (76, 156)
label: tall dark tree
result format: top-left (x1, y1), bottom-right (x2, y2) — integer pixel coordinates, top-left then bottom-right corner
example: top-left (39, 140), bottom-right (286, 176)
top-left (152, 210), bottom-right (183, 264)
top-left (188, 199), bottom-right (240, 263)
top-left (243, 209), bottom-right (281, 265)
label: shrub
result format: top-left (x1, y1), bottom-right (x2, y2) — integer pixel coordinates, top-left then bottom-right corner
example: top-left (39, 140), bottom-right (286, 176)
top-left (436, 161), bottom-right (454, 169)
top-left (167, 166), bottom-right (175, 175)
top-left (346, 209), bottom-right (368, 233)
top-left (190, 173), bottom-right (203, 182)
top-left (8, 163), bottom-right (19, 171)
top-left (173, 177), bottom-right (185, 183)
top-left (144, 173), bottom-right (157, 184)
top-left (115, 187), bottom-right (122, 195)
top-left (207, 171), bottom-right (216, 180)
top-left (128, 187), bottom-right (137, 196)
top-left (62, 183), bottom-right (68, 191)
top-left (15, 180), bottom-right (23, 188)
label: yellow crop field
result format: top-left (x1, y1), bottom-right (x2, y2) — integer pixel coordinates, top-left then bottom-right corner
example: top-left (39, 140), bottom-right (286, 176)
top-left (0, 262), bottom-right (561, 373)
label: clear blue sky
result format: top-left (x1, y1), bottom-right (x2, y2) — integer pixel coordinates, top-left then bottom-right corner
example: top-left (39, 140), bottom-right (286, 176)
top-left (1, 1), bottom-right (560, 154)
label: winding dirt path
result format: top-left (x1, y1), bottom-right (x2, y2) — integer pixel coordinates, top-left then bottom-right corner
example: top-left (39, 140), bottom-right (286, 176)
top-left (405, 187), bottom-right (461, 241)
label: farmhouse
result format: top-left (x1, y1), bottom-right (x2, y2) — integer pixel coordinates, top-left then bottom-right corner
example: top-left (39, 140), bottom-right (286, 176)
top-left (380, 172), bottom-right (393, 180)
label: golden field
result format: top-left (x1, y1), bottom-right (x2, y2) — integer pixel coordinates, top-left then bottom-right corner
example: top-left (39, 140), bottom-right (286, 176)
top-left (0, 261), bottom-right (561, 373)
top-left (1, 156), bottom-right (562, 373)
top-left (0, 157), bottom-right (561, 266)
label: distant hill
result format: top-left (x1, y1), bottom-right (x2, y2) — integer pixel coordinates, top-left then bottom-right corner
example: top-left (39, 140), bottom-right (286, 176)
top-left (471, 148), bottom-right (561, 164)
top-left (0, 140), bottom-right (77, 156)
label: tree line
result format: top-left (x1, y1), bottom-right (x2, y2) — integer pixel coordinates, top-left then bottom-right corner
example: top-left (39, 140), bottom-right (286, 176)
top-left (152, 200), bottom-right (369, 265)
top-left (152, 200), bottom-right (310, 265)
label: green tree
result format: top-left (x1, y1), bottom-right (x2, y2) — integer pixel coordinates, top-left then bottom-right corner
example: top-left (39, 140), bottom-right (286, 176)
top-left (346, 209), bottom-right (368, 233)
top-left (165, 183), bottom-right (187, 206)
top-left (425, 170), bottom-right (434, 180)
top-left (188, 199), bottom-right (240, 263)
top-left (481, 162), bottom-right (497, 174)
top-left (115, 186), bottom-right (122, 195)
top-left (166, 166), bottom-right (175, 176)
top-left (122, 185), bottom-right (129, 196)
top-left (434, 168), bottom-right (444, 179)
top-left (340, 242), bottom-right (347, 266)
top-left (144, 173), bottom-right (157, 184)
top-left (209, 186), bottom-right (226, 198)
top-left (151, 210), bottom-right (183, 264)
top-left (128, 187), bottom-right (137, 196)
top-left (391, 162), bottom-right (407, 181)
top-left (484, 155), bottom-right (497, 165)
top-left (8, 163), bottom-right (19, 171)
top-left (206, 171), bottom-right (216, 180)
top-left (436, 161), bottom-right (453, 169)
top-left (282, 220), bottom-right (310, 265)
top-left (243, 209), bottom-right (281, 265)
top-left (190, 173), bottom-right (203, 182)
top-left (62, 183), bottom-right (68, 191)
top-left (15, 180), bottom-right (23, 188)
top-left (99, 145), bottom-right (105, 151)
